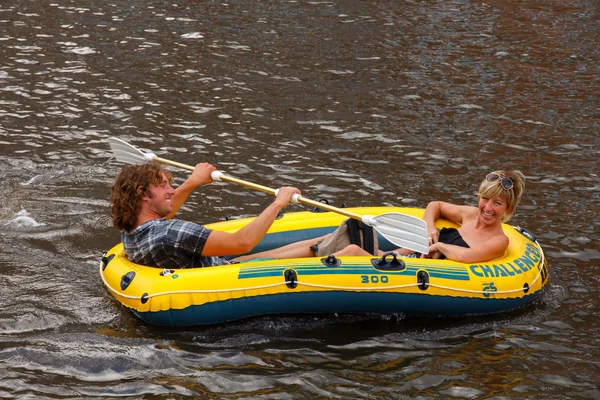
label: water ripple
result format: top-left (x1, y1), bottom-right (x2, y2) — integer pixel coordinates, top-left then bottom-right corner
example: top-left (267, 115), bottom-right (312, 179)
top-left (0, 0), bottom-right (599, 397)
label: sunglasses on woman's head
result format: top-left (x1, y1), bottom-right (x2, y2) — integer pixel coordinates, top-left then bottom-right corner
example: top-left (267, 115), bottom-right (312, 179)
top-left (486, 173), bottom-right (513, 190)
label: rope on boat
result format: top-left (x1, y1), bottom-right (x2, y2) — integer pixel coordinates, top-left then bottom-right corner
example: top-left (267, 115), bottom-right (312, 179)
top-left (99, 264), bottom-right (292, 300)
top-left (100, 240), bottom-right (546, 301)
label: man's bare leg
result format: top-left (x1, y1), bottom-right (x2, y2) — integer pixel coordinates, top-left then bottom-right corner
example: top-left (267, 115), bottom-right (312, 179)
top-left (233, 234), bottom-right (328, 262)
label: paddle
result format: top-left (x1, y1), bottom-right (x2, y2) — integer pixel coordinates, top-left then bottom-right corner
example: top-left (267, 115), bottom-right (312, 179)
top-left (107, 137), bottom-right (430, 254)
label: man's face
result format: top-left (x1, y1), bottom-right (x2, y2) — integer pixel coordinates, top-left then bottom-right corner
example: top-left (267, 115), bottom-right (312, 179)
top-left (144, 173), bottom-right (175, 218)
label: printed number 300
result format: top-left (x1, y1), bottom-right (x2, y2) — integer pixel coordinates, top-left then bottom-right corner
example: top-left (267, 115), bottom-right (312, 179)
top-left (361, 275), bottom-right (389, 284)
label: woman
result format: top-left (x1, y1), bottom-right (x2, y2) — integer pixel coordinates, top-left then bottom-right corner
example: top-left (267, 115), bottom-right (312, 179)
top-left (234, 170), bottom-right (526, 264)
top-left (417, 170), bottom-right (526, 263)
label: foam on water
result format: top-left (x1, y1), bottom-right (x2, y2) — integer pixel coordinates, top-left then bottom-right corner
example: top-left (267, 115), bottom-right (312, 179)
top-left (1, 209), bottom-right (43, 228)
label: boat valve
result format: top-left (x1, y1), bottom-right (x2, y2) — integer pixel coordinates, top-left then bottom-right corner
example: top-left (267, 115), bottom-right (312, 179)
top-left (321, 254), bottom-right (341, 267)
top-left (515, 226), bottom-right (537, 242)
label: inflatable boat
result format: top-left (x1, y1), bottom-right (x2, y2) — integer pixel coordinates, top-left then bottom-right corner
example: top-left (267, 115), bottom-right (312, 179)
top-left (99, 207), bottom-right (549, 326)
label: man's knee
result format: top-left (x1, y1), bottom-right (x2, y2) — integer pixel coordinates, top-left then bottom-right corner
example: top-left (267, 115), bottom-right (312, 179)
top-left (337, 244), bottom-right (364, 256)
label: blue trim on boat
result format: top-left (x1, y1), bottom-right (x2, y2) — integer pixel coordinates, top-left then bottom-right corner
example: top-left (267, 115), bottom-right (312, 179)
top-left (132, 290), bottom-right (543, 327)
top-left (238, 264), bottom-right (471, 281)
top-left (249, 227), bottom-right (335, 253)
top-left (248, 228), bottom-right (406, 256)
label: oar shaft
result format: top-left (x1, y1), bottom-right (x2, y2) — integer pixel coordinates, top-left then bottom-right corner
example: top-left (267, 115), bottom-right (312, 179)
top-left (153, 156), bottom-right (363, 222)
top-left (217, 174), bottom-right (277, 197)
top-left (154, 156), bottom-right (195, 172)
top-left (155, 157), bottom-right (276, 197)
top-left (220, 175), bottom-right (362, 221)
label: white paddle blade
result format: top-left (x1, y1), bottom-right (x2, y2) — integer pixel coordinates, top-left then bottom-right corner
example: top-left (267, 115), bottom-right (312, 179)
top-left (364, 213), bottom-right (430, 254)
top-left (108, 137), bottom-right (156, 165)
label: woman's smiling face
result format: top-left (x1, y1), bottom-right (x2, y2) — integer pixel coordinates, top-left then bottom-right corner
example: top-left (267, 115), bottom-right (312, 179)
top-left (478, 194), bottom-right (508, 225)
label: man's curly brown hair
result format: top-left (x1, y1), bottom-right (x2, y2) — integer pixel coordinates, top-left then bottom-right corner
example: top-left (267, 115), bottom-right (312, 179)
top-left (111, 162), bottom-right (173, 232)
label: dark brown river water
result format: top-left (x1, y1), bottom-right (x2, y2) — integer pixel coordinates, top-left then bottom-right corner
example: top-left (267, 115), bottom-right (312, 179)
top-left (1, 0), bottom-right (599, 398)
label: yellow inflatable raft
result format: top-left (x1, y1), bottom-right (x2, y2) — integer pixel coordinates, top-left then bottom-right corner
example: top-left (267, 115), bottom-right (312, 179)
top-left (99, 207), bottom-right (549, 326)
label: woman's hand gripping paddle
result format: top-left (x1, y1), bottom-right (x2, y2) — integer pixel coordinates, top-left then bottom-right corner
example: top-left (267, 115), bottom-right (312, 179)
top-left (107, 137), bottom-right (430, 254)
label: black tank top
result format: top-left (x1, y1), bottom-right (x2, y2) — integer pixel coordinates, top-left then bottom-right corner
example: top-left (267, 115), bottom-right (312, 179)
top-left (437, 227), bottom-right (470, 260)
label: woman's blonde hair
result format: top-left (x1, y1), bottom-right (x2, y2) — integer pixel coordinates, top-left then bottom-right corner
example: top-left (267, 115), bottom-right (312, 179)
top-left (111, 162), bottom-right (173, 232)
top-left (478, 170), bottom-right (526, 222)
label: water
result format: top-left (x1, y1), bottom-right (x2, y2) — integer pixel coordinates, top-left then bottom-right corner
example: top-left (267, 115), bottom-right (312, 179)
top-left (1, 0), bottom-right (599, 398)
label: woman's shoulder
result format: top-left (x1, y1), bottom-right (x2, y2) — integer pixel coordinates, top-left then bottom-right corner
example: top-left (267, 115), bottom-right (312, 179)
top-left (434, 202), bottom-right (476, 226)
top-left (462, 205), bottom-right (481, 217)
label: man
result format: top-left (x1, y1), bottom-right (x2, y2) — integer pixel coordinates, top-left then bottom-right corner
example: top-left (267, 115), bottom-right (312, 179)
top-left (111, 161), bottom-right (301, 269)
